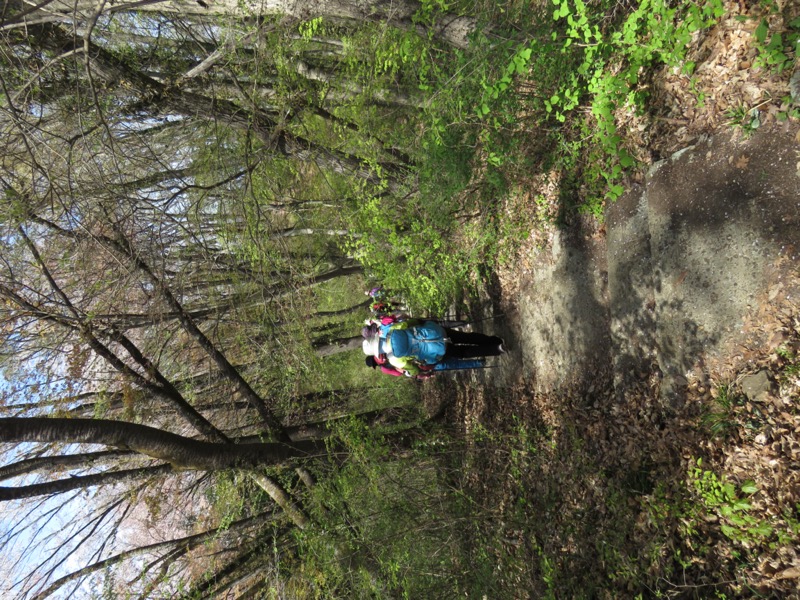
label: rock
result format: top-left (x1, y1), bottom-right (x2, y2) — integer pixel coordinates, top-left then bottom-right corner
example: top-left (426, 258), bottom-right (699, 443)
top-left (740, 370), bottom-right (777, 402)
top-left (791, 69), bottom-right (800, 105)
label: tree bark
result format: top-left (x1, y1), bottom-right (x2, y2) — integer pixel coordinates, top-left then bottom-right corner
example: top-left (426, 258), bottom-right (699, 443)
top-left (313, 335), bottom-right (363, 357)
top-left (0, 418), bottom-right (326, 470)
top-left (0, 449), bottom-right (132, 481)
top-left (0, 463), bottom-right (173, 501)
top-left (6, 0), bottom-right (475, 49)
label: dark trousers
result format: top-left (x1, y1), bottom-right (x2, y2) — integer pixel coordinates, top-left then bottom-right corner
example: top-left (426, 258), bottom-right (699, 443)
top-left (444, 329), bottom-right (503, 358)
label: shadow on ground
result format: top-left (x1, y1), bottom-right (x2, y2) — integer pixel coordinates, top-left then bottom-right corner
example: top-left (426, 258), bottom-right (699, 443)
top-left (429, 122), bottom-right (800, 598)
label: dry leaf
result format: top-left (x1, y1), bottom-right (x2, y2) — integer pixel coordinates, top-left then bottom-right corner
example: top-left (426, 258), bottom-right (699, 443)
top-left (776, 567), bottom-right (800, 580)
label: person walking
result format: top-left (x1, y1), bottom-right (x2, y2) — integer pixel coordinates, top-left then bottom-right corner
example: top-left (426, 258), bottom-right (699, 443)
top-left (362, 318), bottom-right (504, 377)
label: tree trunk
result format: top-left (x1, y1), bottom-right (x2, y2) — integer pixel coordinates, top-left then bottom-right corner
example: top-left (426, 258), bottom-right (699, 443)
top-left (0, 449), bottom-right (132, 481)
top-left (0, 463), bottom-right (173, 501)
top-left (0, 418), bottom-right (327, 470)
top-left (314, 335), bottom-right (363, 357)
top-left (6, 0), bottom-right (475, 49)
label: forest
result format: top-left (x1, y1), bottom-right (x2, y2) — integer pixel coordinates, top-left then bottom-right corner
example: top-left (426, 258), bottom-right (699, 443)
top-left (1, 0), bottom-right (799, 597)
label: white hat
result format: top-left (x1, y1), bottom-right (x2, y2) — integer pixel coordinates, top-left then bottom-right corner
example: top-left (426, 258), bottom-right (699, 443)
top-left (362, 337), bottom-right (380, 356)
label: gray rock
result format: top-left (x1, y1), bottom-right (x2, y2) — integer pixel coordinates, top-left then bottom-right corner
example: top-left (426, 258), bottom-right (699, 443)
top-left (791, 69), bottom-right (800, 105)
top-left (740, 370), bottom-right (776, 401)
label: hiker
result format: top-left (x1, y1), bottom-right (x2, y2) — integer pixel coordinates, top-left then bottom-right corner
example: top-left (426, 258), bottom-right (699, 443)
top-left (365, 285), bottom-right (404, 319)
top-left (362, 319), bottom-right (504, 378)
top-left (365, 354), bottom-right (487, 379)
top-left (365, 355), bottom-right (434, 378)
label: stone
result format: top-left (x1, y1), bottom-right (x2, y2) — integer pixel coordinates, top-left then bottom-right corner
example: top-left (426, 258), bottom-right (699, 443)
top-left (790, 69), bottom-right (800, 106)
top-left (740, 370), bottom-right (776, 402)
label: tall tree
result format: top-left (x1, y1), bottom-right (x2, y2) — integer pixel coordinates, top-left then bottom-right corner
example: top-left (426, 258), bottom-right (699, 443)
top-left (0, 1), bottom-right (435, 596)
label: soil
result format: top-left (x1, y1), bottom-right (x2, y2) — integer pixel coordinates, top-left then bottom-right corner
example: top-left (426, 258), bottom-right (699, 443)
top-left (422, 1), bottom-right (800, 596)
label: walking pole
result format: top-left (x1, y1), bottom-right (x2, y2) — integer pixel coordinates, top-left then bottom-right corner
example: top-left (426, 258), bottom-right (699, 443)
top-left (438, 313), bottom-right (505, 329)
top-left (432, 364), bottom-right (500, 373)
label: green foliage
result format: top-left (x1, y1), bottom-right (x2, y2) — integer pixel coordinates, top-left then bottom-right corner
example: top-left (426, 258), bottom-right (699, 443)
top-left (646, 459), bottom-right (798, 566)
top-left (688, 461), bottom-right (773, 545)
top-left (229, 0), bottom-right (739, 305)
top-left (701, 384), bottom-right (741, 437)
top-left (752, 15), bottom-right (800, 73)
top-left (345, 191), bottom-right (472, 313)
top-left (777, 345), bottom-right (800, 383)
top-left (206, 472), bottom-right (250, 530)
top-left (545, 0), bottom-right (724, 204)
top-left (725, 104), bottom-right (762, 137)
top-left (297, 417), bottom-right (464, 599)
top-left (476, 44), bottom-right (533, 119)
top-left (298, 17), bottom-right (324, 41)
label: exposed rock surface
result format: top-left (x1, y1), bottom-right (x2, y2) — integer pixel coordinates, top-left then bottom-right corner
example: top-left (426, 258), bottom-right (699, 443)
top-left (494, 122), bottom-right (799, 406)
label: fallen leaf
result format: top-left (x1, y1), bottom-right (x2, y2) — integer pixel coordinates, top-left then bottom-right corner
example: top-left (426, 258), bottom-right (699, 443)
top-left (735, 154), bottom-right (750, 169)
top-left (776, 567), bottom-right (800, 580)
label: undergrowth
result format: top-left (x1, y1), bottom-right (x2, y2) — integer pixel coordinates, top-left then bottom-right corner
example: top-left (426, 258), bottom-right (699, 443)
top-left (328, 0), bottom-right (741, 311)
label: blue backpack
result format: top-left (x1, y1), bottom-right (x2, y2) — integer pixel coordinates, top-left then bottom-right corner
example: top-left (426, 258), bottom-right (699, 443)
top-left (380, 321), bottom-right (447, 365)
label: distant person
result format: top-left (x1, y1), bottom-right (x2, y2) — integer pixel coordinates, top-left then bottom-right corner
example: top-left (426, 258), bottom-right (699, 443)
top-left (365, 285), bottom-right (404, 319)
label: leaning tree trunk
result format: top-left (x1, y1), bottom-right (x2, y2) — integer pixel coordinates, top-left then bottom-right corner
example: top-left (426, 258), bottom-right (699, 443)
top-left (6, 0), bottom-right (475, 49)
top-left (314, 335), bottom-right (364, 357)
top-left (0, 418), bottom-right (326, 471)
top-left (0, 463), bottom-right (173, 501)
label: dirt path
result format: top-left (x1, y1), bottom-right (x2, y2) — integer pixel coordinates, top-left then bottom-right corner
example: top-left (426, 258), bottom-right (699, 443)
top-left (426, 3), bottom-right (800, 594)
top-left (430, 121), bottom-right (800, 599)
top-left (492, 122), bottom-right (800, 404)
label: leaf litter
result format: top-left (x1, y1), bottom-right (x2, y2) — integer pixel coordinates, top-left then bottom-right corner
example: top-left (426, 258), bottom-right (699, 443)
top-left (426, 0), bottom-right (800, 596)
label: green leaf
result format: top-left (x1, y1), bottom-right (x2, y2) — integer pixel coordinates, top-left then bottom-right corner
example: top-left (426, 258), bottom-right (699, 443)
top-left (722, 482), bottom-right (736, 499)
top-left (720, 524), bottom-right (737, 538)
top-left (767, 32), bottom-right (783, 50)
top-left (751, 522), bottom-right (773, 537)
top-left (730, 514), bottom-right (750, 526)
top-left (754, 19), bottom-right (769, 43)
top-left (619, 152), bottom-right (634, 168)
top-left (594, 104), bottom-right (612, 118)
top-left (740, 480), bottom-right (758, 495)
